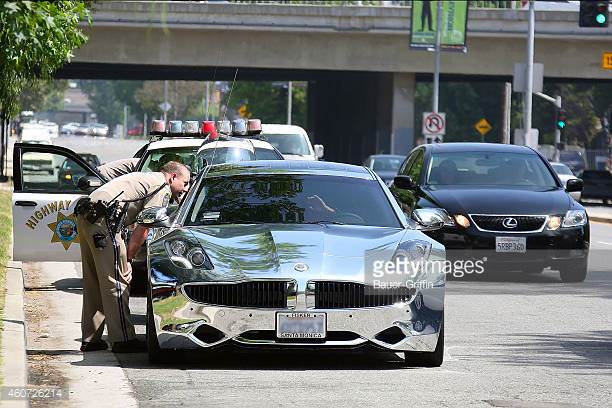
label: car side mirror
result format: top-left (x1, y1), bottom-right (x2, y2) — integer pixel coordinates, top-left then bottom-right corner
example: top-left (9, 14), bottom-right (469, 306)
top-left (566, 178), bottom-right (583, 192)
top-left (77, 176), bottom-right (103, 192)
top-left (314, 144), bottom-right (324, 160)
top-left (393, 175), bottom-right (416, 190)
top-left (404, 214), bottom-right (444, 232)
top-left (136, 206), bottom-right (172, 228)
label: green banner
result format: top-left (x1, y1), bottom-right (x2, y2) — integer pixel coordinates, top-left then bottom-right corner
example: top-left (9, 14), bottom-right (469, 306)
top-left (410, 1), bottom-right (469, 50)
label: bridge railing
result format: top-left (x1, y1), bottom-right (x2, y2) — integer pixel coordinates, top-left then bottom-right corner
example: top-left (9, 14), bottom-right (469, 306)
top-left (229, 1), bottom-right (523, 9)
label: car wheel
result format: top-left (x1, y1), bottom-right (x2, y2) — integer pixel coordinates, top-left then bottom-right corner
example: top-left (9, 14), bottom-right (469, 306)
top-left (403, 317), bottom-right (444, 368)
top-left (559, 258), bottom-right (588, 283)
top-left (146, 292), bottom-right (166, 363)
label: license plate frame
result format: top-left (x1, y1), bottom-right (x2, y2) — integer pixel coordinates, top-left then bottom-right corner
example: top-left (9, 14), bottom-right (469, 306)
top-left (495, 236), bottom-right (526, 253)
top-left (276, 312), bottom-right (327, 339)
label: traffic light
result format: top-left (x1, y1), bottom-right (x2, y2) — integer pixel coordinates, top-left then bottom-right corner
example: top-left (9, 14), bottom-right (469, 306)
top-left (556, 108), bottom-right (567, 130)
top-left (579, 0), bottom-right (609, 27)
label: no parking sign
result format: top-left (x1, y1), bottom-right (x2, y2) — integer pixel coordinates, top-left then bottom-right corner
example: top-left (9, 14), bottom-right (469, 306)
top-left (422, 112), bottom-right (446, 136)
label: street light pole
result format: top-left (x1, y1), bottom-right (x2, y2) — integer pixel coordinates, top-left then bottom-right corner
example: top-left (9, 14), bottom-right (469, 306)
top-left (163, 80), bottom-right (168, 123)
top-left (523, 0), bottom-right (535, 145)
top-left (287, 81), bottom-right (293, 125)
top-left (432, 0), bottom-right (443, 113)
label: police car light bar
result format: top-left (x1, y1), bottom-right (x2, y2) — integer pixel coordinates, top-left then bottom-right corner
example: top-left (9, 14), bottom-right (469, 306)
top-left (247, 119), bottom-right (262, 135)
top-left (232, 119), bottom-right (247, 136)
top-left (216, 120), bottom-right (231, 135)
top-left (168, 120), bottom-right (183, 135)
top-left (149, 118), bottom-right (263, 139)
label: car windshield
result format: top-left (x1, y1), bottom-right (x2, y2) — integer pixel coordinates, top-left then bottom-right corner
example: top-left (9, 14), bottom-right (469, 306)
top-left (427, 151), bottom-right (558, 188)
top-left (188, 174), bottom-right (400, 227)
top-left (551, 163), bottom-right (574, 176)
top-left (198, 146), bottom-right (255, 165)
top-left (260, 134), bottom-right (311, 156)
top-left (559, 151), bottom-right (582, 161)
top-left (372, 157), bottom-right (403, 172)
top-left (140, 146), bottom-right (200, 172)
top-left (254, 147), bottom-right (283, 160)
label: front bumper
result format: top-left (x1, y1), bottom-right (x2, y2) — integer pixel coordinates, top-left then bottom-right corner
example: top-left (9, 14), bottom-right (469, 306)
top-left (151, 285), bottom-right (444, 353)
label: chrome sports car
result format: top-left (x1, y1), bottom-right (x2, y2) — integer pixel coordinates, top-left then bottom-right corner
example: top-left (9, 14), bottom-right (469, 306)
top-left (140, 161), bottom-right (446, 366)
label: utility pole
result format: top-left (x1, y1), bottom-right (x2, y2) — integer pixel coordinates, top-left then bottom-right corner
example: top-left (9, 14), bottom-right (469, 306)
top-left (205, 81), bottom-right (211, 120)
top-left (432, 0), bottom-right (443, 113)
top-left (523, 0), bottom-right (535, 145)
top-left (123, 105), bottom-right (128, 139)
top-left (287, 81), bottom-right (293, 125)
top-left (163, 80), bottom-right (168, 123)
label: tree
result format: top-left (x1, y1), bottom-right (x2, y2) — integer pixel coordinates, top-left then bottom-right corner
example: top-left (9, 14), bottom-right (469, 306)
top-left (0, 1), bottom-right (90, 118)
top-left (19, 79), bottom-right (69, 112)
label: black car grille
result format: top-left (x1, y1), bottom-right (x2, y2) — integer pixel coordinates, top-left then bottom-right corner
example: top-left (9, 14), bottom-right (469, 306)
top-left (470, 215), bottom-right (546, 232)
top-left (314, 281), bottom-right (414, 309)
top-left (183, 281), bottom-right (289, 308)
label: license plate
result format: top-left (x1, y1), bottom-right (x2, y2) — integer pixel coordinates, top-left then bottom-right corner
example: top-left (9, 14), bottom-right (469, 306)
top-left (276, 312), bottom-right (326, 339)
top-left (495, 236), bottom-right (526, 253)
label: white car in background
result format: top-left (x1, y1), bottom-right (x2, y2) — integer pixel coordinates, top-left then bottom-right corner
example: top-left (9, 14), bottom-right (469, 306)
top-left (20, 123), bottom-right (52, 145)
top-left (260, 124), bottom-right (324, 160)
top-left (61, 122), bottom-right (80, 135)
top-left (39, 121), bottom-right (59, 138)
top-left (551, 162), bottom-right (581, 201)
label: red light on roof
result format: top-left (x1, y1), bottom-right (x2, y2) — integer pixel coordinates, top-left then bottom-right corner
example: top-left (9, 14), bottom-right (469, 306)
top-left (150, 120), bottom-right (166, 135)
top-left (201, 120), bottom-right (217, 139)
top-left (247, 119), bottom-right (262, 135)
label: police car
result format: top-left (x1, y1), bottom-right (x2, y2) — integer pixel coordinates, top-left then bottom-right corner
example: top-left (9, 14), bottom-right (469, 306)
top-left (10, 118), bottom-right (282, 264)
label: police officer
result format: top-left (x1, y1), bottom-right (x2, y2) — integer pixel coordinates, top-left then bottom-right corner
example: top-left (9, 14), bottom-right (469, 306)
top-left (77, 161), bottom-right (191, 353)
top-left (97, 158), bottom-right (140, 180)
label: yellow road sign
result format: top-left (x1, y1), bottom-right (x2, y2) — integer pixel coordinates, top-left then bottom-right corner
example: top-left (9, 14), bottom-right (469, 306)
top-left (602, 52), bottom-right (612, 70)
top-left (474, 118), bottom-right (492, 136)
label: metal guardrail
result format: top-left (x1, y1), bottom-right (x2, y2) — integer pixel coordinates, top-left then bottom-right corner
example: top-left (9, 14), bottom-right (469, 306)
top-left (585, 149), bottom-right (612, 171)
top-left (229, 1), bottom-right (522, 9)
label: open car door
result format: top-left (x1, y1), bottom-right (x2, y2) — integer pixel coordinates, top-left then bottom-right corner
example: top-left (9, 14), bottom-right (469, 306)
top-left (12, 143), bottom-right (105, 262)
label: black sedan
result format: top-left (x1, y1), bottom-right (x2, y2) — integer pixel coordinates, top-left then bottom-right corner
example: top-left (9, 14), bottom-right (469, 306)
top-left (390, 143), bottom-right (589, 282)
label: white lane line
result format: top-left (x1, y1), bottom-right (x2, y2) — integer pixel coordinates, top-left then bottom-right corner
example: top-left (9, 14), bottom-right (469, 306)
top-left (597, 241), bottom-right (612, 246)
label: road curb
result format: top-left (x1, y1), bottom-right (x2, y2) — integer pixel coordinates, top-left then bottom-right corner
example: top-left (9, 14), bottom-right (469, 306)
top-left (1, 260), bottom-right (29, 408)
top-left (589, 217), bottom-right (612, 225)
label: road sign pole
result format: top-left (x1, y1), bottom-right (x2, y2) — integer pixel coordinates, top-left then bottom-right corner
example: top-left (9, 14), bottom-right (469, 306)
top-left (502, 82), bottom-right (512, 144)
top-left (523, 0), bottom-right (535, 145)
top-left (432, 0), bottom-right (443, 113)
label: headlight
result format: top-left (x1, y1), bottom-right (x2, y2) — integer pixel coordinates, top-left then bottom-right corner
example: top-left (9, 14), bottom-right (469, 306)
top-left (412, 208), bottom-right (454, 227)
top-left (454, 214), bottom-right (470, 229)
top-left (562, 210), bottom-right (587, 228)
top-left (392, 240), bottom-right (432, 277)
top-left (547, 216), bottom-right (562, 230)
top-left (164, 239), bottom-right (212, 269)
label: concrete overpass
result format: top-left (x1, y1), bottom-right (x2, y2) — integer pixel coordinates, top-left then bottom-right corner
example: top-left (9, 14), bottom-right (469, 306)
top-left (60, 1), bottom-right (612, 163)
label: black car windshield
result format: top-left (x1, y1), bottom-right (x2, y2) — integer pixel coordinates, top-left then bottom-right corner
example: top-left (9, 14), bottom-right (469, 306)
top-left (372, 157), bottom-right (403, 172)
top-left (198, 147), bottom-right (255, 165)
top-left (140, 147), bottom-right (200, 172)
top-left (260, 134), bottom-right (310, 156)
top-left (427, 152), bottom-right (558, 188)
top-left (187, 174), bottom-right (400, 227)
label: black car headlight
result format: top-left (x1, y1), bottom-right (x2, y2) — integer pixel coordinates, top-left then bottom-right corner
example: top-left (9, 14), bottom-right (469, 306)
top-left (164, 238), bottom-right (213, 269)
top-left (562, 210), bottom-right (587, 228)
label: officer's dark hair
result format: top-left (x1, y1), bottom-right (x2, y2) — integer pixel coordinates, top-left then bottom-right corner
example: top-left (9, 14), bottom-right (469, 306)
top-left (161, 161), bottom-right (189, 176)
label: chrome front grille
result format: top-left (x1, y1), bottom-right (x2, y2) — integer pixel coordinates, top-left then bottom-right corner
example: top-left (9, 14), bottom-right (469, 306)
top-left (183, 281), bottom-right (291, 308)
top-left (313, 281), bottom-right (414, 309)
top-left (470, 214), bottom-right (547, 233)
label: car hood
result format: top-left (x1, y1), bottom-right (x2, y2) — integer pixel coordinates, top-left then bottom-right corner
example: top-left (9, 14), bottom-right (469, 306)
top-left (374, 170), bottom-right (397, 182)
top-left (422, 185), bottom-right (572, 215)
top-left (184, 224), bottom-right (407, 283)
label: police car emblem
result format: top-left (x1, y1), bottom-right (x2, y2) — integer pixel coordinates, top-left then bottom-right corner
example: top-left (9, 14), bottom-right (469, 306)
top-left (47, 211), bottom-right (79, 250)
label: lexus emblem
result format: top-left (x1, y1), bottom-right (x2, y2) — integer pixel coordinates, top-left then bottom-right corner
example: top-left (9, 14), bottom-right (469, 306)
top-left (502, 217), bottom-right (518, 229)
top-left (293, 263), bottom-right (309, 272)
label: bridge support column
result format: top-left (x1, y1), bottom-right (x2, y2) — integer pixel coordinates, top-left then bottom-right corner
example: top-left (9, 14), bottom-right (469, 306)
top-left (387, 72), bottom-right (416, 155)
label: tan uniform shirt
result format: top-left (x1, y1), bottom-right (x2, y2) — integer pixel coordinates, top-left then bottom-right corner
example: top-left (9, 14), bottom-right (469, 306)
top-left (90, 172), bottom-right (172, 226)
top-left (97, 158), bottom-right (140, 180)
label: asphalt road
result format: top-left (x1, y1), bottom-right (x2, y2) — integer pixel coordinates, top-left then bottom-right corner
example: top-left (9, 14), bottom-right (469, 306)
top-left (106, 222), bottom-right (612, 408)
